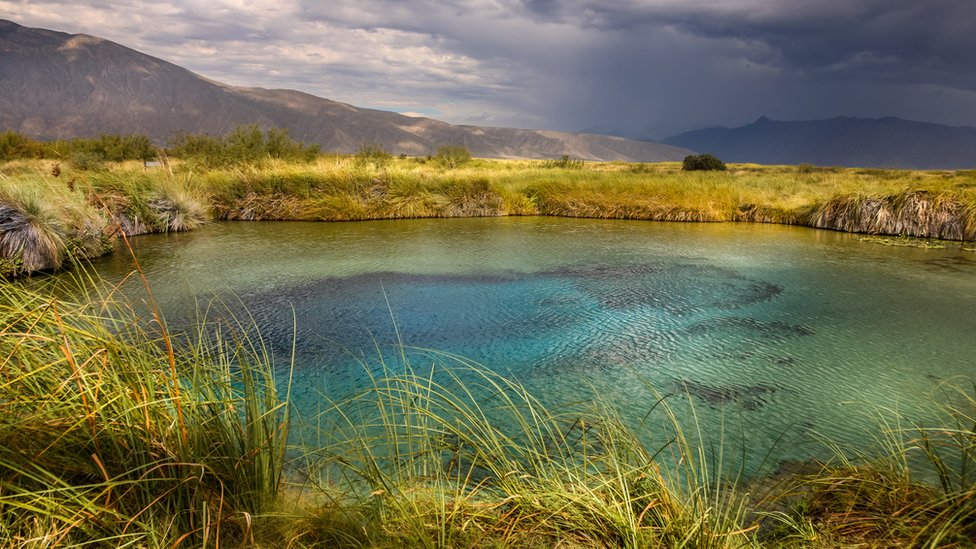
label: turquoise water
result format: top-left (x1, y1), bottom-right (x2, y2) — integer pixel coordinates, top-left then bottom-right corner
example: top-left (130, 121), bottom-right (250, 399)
top-left (84, 218), bottom-right (976, 470)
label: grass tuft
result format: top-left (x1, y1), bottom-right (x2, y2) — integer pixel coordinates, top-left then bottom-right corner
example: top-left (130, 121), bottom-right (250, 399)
top-left (304, 353), bottom-right (758, 548)
top-left (0, 184), bottom-right (66, 274)
top-left (0, 278), bottom-right (289, 546)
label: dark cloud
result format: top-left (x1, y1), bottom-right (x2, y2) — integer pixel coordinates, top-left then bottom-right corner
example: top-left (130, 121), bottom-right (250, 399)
top-left (520, 0), bottom-right (976, 90)
top-left (3, 0), bottom-right (975, 138)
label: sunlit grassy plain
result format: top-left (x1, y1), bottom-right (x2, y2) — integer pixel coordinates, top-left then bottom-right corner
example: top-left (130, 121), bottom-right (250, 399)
top-left (2, 156), bottom-right (975, 546)
top-left (2, 156), bottom-right (976, 275)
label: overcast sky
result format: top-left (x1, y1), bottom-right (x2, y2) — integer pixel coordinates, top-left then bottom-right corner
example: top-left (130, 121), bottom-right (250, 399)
top-left (4, 0), bottom-right (976, 138)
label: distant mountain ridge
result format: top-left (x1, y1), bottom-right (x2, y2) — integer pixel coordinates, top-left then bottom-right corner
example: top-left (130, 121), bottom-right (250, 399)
top-left (0, 19), bottom-right (691, 162)
top-left (664, 116), bottom-right (976, 169)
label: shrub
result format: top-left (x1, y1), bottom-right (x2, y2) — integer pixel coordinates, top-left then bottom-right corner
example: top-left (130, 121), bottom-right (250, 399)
top-left (542, 155), bottom-right (585, 169)
top-left (354, 144), bottom-right (393, 168)
top-left (148, 178), bottom-right (209, 232)
top-left (67, 150), bottom-right (106, 171)
top-left (263, 127), bottom-right (320, 161)
top-left (682, 153), bottom-right (726, 171)
top-left (69, 134), bottom-right (156, 162)
top-left (168, 126), bottom-right (319, 167)
top-left (433, 145), bottom-right (472, 169)
top-left (0, 131), bottom-right (44, 161)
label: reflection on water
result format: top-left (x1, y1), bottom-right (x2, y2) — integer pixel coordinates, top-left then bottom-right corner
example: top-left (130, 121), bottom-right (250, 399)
top-left (79, 218), bottom-right (976, 471)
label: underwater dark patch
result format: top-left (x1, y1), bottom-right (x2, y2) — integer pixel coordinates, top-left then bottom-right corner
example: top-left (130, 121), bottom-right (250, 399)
top-left (674, 379), bottom-right (779, 411)
top-left (708, 349), bottom-right (800, 367)
top-left (921, 255), bottom-right (976, 273)
top-left (232, 268), bottom-right (586, 365)
top-left (680, 317), bottom-right (814, 341)
top-left (550, 262), bottom-right (784, 314)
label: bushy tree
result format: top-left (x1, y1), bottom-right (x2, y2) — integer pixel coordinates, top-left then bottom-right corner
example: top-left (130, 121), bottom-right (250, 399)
top-left (67, 151), bottom-right (106, 171)
top-left (224, 125), bottom-right (267, 164)
top-left (168, 126), bottom-right (319, 167)
top-left (69, 134), bottom-right (156, 162)
top-left (168, 133), bottom-right (226, 165)
top-left (0, 131), bottom-right (44, 161)
top-left (682, 153), bottom-right (727, 171)
top-left (0, 131), bottom-right (157, 162)
top-left (265, 127), bottom-right (318, 160)
top-left (433, 145), bottom-right (472, 169)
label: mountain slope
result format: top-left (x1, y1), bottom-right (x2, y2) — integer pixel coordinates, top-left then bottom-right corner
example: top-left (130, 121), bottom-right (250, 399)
top-left (664, 116), bottom-right (976, 169)
top-left (0, 19), bottom-right (691, 162)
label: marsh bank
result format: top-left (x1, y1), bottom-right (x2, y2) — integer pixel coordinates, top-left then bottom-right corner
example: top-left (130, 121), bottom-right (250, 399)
top-left (2, 158), bottom-right (976, 275)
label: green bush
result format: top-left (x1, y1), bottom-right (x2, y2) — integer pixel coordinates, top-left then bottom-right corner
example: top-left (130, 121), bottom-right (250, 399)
top-left (353, 143), bottom-right (393, 168)
top-left (0, 131), bottom-right (156, 162)
top-left (69, 134), bottom-right (156, 162)
top-left (168, 126), bottom-right (320, 167)
top-left (433, 145), bottom-right (472, 169)
top-left (682, 153), bottom-right (727, 171)
top-left (67, 150), bottom-right (106, 171)
top-left (0, 131), bottom-right (45, 161)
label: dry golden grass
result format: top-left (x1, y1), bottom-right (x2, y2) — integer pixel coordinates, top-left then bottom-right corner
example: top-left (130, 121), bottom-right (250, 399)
top-left (3, 157), bottom-right (976, 275)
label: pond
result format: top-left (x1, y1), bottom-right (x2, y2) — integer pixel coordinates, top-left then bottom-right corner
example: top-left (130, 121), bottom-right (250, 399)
top-left (82, 217), bottom-right (976, 472)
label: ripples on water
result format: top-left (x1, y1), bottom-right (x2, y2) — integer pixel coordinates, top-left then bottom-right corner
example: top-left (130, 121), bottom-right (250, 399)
top-left (82, 218), bottom-right (976, 472)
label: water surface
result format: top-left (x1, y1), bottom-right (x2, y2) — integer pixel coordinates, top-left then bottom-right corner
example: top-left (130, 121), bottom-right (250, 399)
top-left (85, 218), bottom-right (976, 470)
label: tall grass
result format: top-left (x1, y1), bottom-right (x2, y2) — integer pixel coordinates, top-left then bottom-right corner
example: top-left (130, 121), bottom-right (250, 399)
top-left (0, 277), bottom-right (289, 546)
top-left (0, 182), bottom-right (66, 274)
top-left (4, 159), bottom-right (976, 277)
top-left (761, 384), bottom-right (976, 548)
top-left (810, 191), bottom-right (976, 241)
top-left (302, 353), bottom-right (759, 548)
top-left (85, 168), bottom-right (209, 234)
top-left (0, 176), bottom-right (109, 276)
top-left (0, 274), bottom-right (763, 547)
top-left (115, 158), bottom-right (976, 238)
top-left (1, 271), bottom-right (975, 546)
top-left (0, 163), bottom-right (210, 274)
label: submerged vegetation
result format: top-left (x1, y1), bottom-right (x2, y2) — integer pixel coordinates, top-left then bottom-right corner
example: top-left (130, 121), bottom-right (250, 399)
top-left (0, 277), bottom-right (973, 547)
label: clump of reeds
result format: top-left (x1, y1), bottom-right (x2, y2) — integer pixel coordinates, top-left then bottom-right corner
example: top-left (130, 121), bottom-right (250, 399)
top-left (0, 176), bottom-right (111, 276)
top-left (762, 385), bottom-right (976, 547)
top-left (0, 279), bottom-right (289, 546)
top-left (434, 178), bottom-right (504, 217)
top-left (810, 191), bottom-right (976, 241)
top-left (541, 154), bottom-right (585, 169)
top-left (304, 354), bottom-right (758, 547)
top-left (86, 170), bottom-right (209, 234)
top-left (148, 176), bottom-right (209, 232)
top-left (0, 184), bottom-right (66, 274)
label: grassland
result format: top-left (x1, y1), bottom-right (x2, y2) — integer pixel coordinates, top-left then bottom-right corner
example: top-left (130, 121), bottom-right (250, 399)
top-left (2, 156), bottom-right (976, 275)
top-left (2, 155), bottom-right (976, 545)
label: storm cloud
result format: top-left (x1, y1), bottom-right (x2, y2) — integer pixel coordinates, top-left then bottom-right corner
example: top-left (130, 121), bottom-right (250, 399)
top-left (3, 0), bottom-right (974, 138)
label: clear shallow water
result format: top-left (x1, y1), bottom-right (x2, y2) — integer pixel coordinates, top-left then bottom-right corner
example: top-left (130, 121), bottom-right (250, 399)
top-left (82, 218), bottom-right (976, 471)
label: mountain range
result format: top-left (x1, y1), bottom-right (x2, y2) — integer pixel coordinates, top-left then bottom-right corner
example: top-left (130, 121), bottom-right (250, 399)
top-left (2, 19), bottom-right (974, 169)
top-left (0, 19), bottom-right (690, 162)
top-left (664, 116), bottom-right (976, 169)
